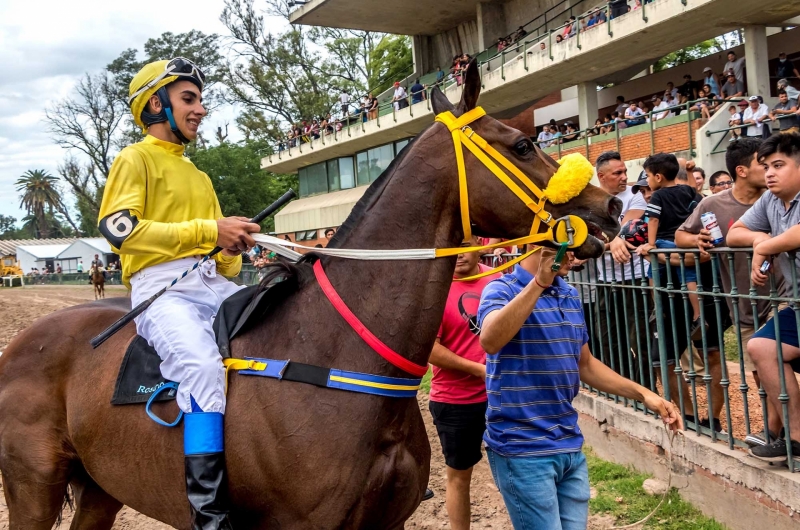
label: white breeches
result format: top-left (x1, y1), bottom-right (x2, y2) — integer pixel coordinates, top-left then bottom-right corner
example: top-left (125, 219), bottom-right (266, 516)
top-left (131, 257), bottom-right (245, 414)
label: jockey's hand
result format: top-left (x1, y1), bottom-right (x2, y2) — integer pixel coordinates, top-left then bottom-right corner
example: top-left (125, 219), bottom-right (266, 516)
top-left (217, 217), bottom-right (260, 255)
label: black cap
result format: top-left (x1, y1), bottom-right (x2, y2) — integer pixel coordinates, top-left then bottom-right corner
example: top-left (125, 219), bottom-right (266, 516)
top-left (632, 171), bottom-right (649, 193)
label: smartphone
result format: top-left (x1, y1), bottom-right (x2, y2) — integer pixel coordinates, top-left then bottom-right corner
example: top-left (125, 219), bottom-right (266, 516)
top-left (760, 261), bottom-right (771, 274)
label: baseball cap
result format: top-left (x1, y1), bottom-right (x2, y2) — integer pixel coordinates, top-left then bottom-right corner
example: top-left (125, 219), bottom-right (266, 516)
top-left (703, 66), bottom-right (712, 73)
top-left (632, 171), bottom-right (649, 193)
top-left (651, 95), bottom-right (660, 101)
top-left (748, 95), bottom-right (760, 101)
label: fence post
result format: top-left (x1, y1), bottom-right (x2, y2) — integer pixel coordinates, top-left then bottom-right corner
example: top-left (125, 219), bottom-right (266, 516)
top-left (615, 123), bottom-right (621, 152)
top-left (687, 101), bottom-right (694, 157)
top-left (650, 254), bottom-right (672, 404)
top-left (649, 111), bottom-right (655, 155)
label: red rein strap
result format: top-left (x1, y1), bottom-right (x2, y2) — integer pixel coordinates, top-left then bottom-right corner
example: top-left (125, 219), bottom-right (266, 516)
top-left (313, 260), bottom-right (429, 378)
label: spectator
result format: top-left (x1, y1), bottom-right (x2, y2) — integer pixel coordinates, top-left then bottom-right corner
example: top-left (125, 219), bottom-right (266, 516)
top-left (666, 82), bottom-right (678, 100)
top-left (536, 125), bottom-right (554, 148)
top-left (513, 25), bottom-right (528, 41)
top-left (551, 124), bottom-right (564, 144)
top-left (651, 94), bottom-right (671, 121)
top-left (555, 34), bottom-right (564, 44)
top-left (594, 151), bottom-right (650, 379)
top-left (563, 122), bottom-right (579, 141)
top-left (776, 52), bottom-right (800, 80)
top-left (497, 37), bottom-right (508, 52)
top-left (614, 95), bottom-right (628, 116)
top-left (724, 50), bottom-right (746, 84)
top-left (589, 118), bottom-right (603, 136)
top-left (703, 66), bottom-right (721, 97)
top-left (777, 78), bottom-right (800, 101)
top-left (637, 100), bottom-right (649, 115)
top-left (679, 138), bottom-right (786, 443)
top-left (729, 101), bottom-right (747, 140)
top-left (624, 102), bottom-right (645, 126)
top-left (410, 78), bottom-right (425, 105)
top-left (721, 73), bottom-right (745, 99)
top-left (368, 93), bottom-right (379, 121)
top-left (770, 89), bottom-right (800, 133)
top-left (692, 167), bottom-right (707, 194)
top-left (742, 95), bottom-right (771, 139)
top-left (77, 260), bottom-right (84, 274)
top-left (594, 6), bottom-right (607, 24)
top-left (632, 171), bottom-right (653, 203)
top-left (599, 114), bottom-right (615, 134)
top-left (728, 133), bottom-right (800, 461)
top-left (635, 153), bottom-right (705, 340)
top-left (690, 88), bottom-right (712, 119)
top-left (428, 237), bottom-right (499, 530)
top-left (708, 170), bottom-right (733, 194)
top-left (678, 74), bottom-right (697, 100)
top-left (324, 228), bottom-right (336, 241)
top-left (339, 90), bottom-right (350, 117)
top-left (609, 0), bottom-right (628, 18)
top-left (478, 246), bottom-right (679, 530)
top-left (567, 16), bottom-right (577, 38)
top-left (436, 66), bottom-right (445, 84)
top-left (612, 111), bottom-right (627, 129)
top-left (392, 82), bottom-right (409, 111)
top-left (360, 97), bottom-right (369, 122)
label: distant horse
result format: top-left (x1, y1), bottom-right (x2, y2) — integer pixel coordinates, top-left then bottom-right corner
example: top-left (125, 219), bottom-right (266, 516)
top-left (91, 265), bottom-right (105, 299)
top-left (0, 61), bottom-right (621, 529)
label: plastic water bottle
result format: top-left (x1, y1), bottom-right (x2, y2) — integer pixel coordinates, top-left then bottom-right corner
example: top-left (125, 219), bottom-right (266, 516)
top-left (701, 212), bottom-right (724, 246)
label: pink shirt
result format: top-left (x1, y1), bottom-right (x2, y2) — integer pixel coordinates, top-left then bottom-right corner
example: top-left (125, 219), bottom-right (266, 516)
top-left (430, 265), bottom-right (500, 404)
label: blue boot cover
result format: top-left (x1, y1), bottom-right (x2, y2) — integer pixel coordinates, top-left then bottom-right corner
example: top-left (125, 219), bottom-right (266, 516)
top-left (184, 411), bottom-right (224, 456)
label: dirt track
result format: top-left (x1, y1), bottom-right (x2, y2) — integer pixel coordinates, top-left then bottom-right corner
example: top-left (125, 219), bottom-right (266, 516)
top-left (0, 285), bottom-right (663, 529)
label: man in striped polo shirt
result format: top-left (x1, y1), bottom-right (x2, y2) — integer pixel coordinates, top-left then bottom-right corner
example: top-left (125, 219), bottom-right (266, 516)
top-left (478, 246), bottom-right (680, 530)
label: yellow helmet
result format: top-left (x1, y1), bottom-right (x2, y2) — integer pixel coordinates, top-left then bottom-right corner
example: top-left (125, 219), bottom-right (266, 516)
top-left (128, 58), bottom-right (206, 133)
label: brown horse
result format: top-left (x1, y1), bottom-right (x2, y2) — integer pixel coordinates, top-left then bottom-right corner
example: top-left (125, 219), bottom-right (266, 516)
top-left (91, 266), bottom-right (105, 300)
top-left (0, 62), bottom-right (621, 529)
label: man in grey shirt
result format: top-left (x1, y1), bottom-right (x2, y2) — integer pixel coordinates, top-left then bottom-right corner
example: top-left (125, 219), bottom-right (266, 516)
top-left (724, 50), bottom-right (746, 83)
top-left (770, 89), bottom-right (799, 132)
top-left (721, 73), bottom-right (745, 99)
top-left (728, 132), bottom-right (800, 462)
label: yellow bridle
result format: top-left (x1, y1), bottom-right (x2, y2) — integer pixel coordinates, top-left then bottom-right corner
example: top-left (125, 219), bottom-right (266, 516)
top-left (432, 106), bottom-right (595, 280)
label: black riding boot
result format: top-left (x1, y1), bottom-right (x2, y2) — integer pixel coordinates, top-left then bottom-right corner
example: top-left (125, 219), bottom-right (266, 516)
top-left (184, 411), bottom-right (233, 530)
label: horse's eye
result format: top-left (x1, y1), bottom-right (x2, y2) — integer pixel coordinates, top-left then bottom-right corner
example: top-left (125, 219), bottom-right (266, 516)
top-left (514, 139), bottom-right (533, 157)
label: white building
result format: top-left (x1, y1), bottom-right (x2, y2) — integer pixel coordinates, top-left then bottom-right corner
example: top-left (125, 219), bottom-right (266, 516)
top-left (56, 238), bottom-right (118, 273)
top-left (16, 244), bottom-right (72, 274)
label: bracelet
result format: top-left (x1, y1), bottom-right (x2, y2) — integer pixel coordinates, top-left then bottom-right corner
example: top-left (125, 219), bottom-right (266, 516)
top-left (534, 278), bottom-right (551, 289)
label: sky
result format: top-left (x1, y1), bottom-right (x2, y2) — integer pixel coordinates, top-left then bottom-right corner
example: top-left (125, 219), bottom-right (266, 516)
top-left (0, 0), bottom-right (286, 223)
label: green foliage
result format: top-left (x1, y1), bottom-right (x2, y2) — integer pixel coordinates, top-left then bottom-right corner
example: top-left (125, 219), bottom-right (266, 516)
top-left (654, 39), bottom-right (726, 72)
top-left (420, 368), bottom-right (433, 394)
top-left (189, 141), bottom-right (297, 232)
top-left (15, 170), bottom-right (65, 239)
top-left (585, 447), bottom-right (725, 529)
top-left (368, 35), bottom-right (413, 96)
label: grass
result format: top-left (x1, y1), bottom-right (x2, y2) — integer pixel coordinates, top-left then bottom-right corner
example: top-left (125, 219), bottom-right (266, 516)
top-left (586, 447), bottom-right (725, 529)
top-left (420, 368), bottom-right (432, 394)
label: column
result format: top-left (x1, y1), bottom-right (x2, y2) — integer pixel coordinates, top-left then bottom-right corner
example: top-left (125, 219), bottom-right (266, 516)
top-left (578, 81), bottom-right (599, 132)
top-left (744, 26), bottom-right (770, 98)
top-left (476, 1), bottom-right (507, 51)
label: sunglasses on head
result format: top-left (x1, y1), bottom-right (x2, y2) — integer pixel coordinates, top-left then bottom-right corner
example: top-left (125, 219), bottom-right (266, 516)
top-left (128, 57), bottom-right (206, 107)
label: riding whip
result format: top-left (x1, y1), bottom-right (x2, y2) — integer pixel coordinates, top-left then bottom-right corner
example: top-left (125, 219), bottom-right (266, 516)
top-left (90, 188), bottom-right (297, 349)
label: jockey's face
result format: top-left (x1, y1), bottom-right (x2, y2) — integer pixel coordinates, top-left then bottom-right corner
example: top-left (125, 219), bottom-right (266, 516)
top-left (165, 80), bottom-right (206, 141)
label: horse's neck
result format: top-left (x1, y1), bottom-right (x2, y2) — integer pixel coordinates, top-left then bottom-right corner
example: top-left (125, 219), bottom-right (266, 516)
top-left (323, 141), bottom-right (463, 371)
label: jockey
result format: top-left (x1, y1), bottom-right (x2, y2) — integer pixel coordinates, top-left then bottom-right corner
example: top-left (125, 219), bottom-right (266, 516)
top-left (97, 58), bottom-right (260, 529)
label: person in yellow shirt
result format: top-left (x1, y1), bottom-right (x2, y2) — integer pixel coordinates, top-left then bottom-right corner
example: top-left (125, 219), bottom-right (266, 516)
top-left (98, 57), bottom-right (259, 530)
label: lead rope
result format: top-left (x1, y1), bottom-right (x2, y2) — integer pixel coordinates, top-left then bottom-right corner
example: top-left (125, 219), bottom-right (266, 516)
top-left (610, 427), bottom-right (677, 529)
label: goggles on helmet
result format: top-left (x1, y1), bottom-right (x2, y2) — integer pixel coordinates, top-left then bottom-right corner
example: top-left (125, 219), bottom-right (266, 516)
top-left (128, 57), bottom-right (206, 107)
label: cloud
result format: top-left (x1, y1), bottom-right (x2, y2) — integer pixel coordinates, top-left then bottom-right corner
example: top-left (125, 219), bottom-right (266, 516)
top-left (0, 0), bottom-right (286, 222)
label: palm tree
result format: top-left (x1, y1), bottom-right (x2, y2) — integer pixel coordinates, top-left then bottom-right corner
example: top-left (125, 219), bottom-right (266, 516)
top-left (16, 169), bottom-right (80, 238)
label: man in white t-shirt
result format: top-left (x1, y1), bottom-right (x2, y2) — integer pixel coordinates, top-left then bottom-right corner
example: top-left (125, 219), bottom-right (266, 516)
top-left (593, 151), bottom-right (650, 381)
top-left (391, 82), bottom-right (408, 111)
top-left (742, 95), bottom-right (770, 138)
top-left (339, 90), bottom-right (350, 116)
top-left (650, 94), bottom-right (671, 121)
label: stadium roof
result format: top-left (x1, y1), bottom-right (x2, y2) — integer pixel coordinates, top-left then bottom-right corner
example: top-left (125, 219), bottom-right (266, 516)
top-left (0, 238), bottom-right (76, 257)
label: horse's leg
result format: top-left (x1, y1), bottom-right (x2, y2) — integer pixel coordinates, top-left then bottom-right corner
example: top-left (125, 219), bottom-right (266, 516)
top-left (68, 469), bottom-right (123, 530)
top-left (0, 433), bottom-right (72, 529)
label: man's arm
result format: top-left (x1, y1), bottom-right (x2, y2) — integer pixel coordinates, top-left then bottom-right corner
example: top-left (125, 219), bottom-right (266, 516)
top-left (429, 339), bottom-right (485, 378)
top-left (753, 224), bottom-right (800, 256)
top-left (728, 219), bottom-right (774, 286)
top-left (609, 208), bottom-right (645, 262)
top-left (480, 253), bottom-right (558, 355)
top-left (578, 345), bottom-right (682, 430)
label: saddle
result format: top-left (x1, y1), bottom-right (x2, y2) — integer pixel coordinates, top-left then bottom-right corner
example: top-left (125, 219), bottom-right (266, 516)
top-left (111, 274), bottom-right (294, 405)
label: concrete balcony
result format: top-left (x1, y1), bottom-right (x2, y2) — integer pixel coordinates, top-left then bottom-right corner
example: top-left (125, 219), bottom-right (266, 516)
top-left (264, 0), bottom-right (800, 174)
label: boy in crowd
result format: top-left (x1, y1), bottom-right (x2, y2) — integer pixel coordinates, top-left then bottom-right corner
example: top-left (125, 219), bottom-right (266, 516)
top-left (428, 237), bottom-right (499, 530)
top-left (729, 133), bottom-right (800, 461)
top-left (636, 153), bottom-right (704, 339)
top-left (676, 138), bottom-right (786, 442)
top-left (708, 170), bottom-right (733, 194)
top-left (477, 246), bottom-right (680, 529)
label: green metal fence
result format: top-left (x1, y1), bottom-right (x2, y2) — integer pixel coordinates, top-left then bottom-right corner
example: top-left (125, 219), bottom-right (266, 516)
top-left (17, 271), bottom-right (124, 286)
top-left (485, 247), bottom-right (800, 471)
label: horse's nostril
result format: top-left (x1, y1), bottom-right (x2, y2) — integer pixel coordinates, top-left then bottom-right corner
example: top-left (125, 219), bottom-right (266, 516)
top-left (608, 197), bottom-right (623, 220)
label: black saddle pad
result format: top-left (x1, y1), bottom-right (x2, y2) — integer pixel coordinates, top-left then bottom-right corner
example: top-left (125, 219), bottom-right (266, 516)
top-left (111, 272), bottom-right (294, 406)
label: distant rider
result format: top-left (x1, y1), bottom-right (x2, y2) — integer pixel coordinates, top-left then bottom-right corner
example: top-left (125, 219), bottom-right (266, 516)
top-left (97, 57), bottom-right (260, 529)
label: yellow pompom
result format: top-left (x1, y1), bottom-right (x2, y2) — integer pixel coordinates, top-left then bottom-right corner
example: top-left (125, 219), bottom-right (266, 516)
top-left (542, 153), bottom-right (594, 204)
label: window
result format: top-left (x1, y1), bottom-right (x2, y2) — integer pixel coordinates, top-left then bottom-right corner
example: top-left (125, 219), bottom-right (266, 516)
top-left (368, 143), bottom-right (394, 181)
top-left (295, 229), bottom-right (318, 241)
top-left (339, 157), bottom-right (355, 190)
top-left (356, 151), bottom-right (370, 186)
top-left (395, 139), bottom-right (409, 154)
top-left (298, 167), bottom-right (309, 197)
top-left (306, 162), bottom-right (328, 196)
top-left (327, 159), bottom-right (340, 192)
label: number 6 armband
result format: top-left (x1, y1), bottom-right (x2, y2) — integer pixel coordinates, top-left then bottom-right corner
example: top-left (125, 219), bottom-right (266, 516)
top-left (99, 210), bottom-right (140, 249)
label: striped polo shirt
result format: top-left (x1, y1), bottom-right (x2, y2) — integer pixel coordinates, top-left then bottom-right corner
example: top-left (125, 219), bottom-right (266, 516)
top-left (477, 266), bottom-right (588, 457)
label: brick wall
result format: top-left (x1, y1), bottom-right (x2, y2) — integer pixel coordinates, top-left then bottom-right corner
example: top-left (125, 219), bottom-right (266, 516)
top-left (548, 118), bottom-right (702, 163)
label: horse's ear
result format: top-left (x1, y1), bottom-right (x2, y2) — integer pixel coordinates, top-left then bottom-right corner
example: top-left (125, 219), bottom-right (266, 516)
top-left (456, 60), bottom-right (481, 114)
top-left (431, 86), bottom-right (455, 116)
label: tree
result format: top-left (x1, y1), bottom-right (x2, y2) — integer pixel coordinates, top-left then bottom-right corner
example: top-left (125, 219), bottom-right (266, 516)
top-left (368, 35), bottom-right (414, 96)
top-left (15, 170), bottom-right (80, 238)
top-left (189, 141), bottom-right (297, 232)
top-left (0, 215), bottom-right (19, 240)
top-left (654, 33), bottom-right (742, 72)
